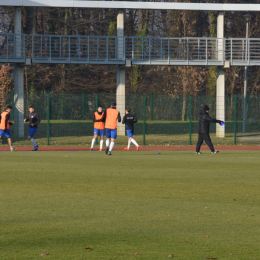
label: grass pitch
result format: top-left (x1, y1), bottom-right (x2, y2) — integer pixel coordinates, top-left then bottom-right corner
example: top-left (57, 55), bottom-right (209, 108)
top-left (1, 150), bottom-right (260, 259)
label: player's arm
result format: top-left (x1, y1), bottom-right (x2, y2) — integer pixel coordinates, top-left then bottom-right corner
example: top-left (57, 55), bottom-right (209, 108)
top-left (102, 110), bottom-right (107, 123)
top-left (133, 116), bottom-right (138, 123)
top-left (34, 113), bottom-right (41, 126)
top-left (24, 116), bottom-right (29, 122)
top-left (5, 114), bottom-right (10, 129)
top-left (93, 113), bottom-right (102, 122)
top-left (117, 112), bottom-right (121, 123)
top-left (122, 115), bottom-right (126, 124)
top-left (101, 111), bottom-right (106, 122)
top-left (205, 114), bottom-right (221, 124)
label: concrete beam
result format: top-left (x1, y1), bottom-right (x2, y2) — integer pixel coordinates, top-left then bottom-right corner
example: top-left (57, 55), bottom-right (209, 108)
top-left (216, 11), bottom-right (225, 138)
top-left (3, 1), bottom-right (260, 12)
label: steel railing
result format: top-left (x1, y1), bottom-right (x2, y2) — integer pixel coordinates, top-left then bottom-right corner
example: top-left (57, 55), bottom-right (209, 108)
top-left (0, 34), bottom-right (259, 66)
top-left (125, 37), bottom-right (224, 65)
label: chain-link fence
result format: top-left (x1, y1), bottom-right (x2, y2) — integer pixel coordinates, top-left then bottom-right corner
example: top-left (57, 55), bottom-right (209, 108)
top-left (2, 93), bottom-right (260, 146)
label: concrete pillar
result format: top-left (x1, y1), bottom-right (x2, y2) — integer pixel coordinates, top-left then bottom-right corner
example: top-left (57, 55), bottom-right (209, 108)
top-left (116, 10), bottom-right (125, 136)
top-left (14, 7), bottom-right (24, 137)
top-left (216, 11), bottom-right (225, 138)
top-left (216, 67), bottom-right (225, 137)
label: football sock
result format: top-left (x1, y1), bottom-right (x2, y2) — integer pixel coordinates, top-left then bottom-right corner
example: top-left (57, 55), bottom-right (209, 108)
top-left (131, 138), bottom-right (138, 146)
top-left (106, 139), bottom-right (110, 148)
top-left (31, 138), bottom-right (37, 147)
top-left (109, 141), bottom-right (115, 152)
top-left (100, 140), bottom-right (104, 150)
top-left (127, 140), bottom-right (131, 149)
top-left (91, 138), bottom-right (95, 148)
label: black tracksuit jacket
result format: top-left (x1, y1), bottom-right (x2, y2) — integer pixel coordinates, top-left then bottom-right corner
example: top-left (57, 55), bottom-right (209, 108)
top-left (122, 113), bottom-right (138, 130)
top-left (25, 112), bottom-right (41, 128)
top-left (198, 109), bottom-right (221, 134)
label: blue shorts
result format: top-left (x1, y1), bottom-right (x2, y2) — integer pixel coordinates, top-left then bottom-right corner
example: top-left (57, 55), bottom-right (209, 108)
top-left (28, 127), bottom-right (37, 138)
top-left (106, 129), bottom-right (117, 139)
top-left (94, 128), bottom-right (104, 136)
top-left (126, 129), bottom-right (134, 138)
top-left (0, 129), bottom-right (11, 138)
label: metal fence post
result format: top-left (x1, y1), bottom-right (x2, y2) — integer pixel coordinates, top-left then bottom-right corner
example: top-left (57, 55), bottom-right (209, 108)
top-left (83, 92), bottom-right (85, 120)
top-left (47, 91), bottom-right (50, 145)
top-left (143, 95), bottom-right (146, 145)
top-left (95, 94), bottom-right (98, 145)
top-left (150, 92), bottom-right (153, 121)
top-left (247, 94), bottom-right (250, 119)
top-left (189, 96), bottom-right (192, 145)
top-left (12, 90), bottom-right (14, 120)
top-left (96, 94), bottom-right (98, 110)
top-left (234, 94), bottom-right (237, 145)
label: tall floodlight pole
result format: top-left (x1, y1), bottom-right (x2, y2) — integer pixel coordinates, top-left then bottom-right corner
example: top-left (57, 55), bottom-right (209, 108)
top-left (243, 14), bottom-right (252, 133)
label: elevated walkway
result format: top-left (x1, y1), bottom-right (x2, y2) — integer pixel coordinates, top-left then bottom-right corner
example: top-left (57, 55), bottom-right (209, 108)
top-left (0, 34), bottom-right (258, 66)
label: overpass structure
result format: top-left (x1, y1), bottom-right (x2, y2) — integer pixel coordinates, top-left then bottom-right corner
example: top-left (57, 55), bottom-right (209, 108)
top-left (0, 34), bottom-right (258, 66)
top-left (0, 2), bottom-right (258, 138)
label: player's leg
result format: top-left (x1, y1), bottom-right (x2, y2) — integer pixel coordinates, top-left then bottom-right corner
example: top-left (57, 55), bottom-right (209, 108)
top-left (6, 133), bottom-right (15, 151)
top-left (99, 130), bottom-right (104, 151)
top-left (7, 138), bottom-right (15, 151)
top-left (105, 129), bottom-right (111, 154)
top-left (91, 135), bottom-right (97, 150)
top-left (203, 134), bottom-right (217, 153)
top-left (108, 130), bottom-right (117, 155)
top-left (124, 130), bottom-right (132, 150)
top-left (130, 130), bottom-right (140, 150)
top-left (196, 134), bottom-right (203, 154)
top-left (0, 130), bottom-right (4, 144)
top-left (0, 131), bottom-right (3, 146)
top-left (108, 138), bottom-right (115, 154)
top-left (91, 129), bottom-right (99, 150)
top-left (28, 128), bottom-right (38, 151)
top-left (3, 130), bottom-right (15, 151)
top-left (124, 137), bottom-right (131, 151)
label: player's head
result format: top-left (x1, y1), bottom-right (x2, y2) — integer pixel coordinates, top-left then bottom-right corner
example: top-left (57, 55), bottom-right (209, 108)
top-left (111, 102), bottom-right (116, 108)
top-left (29, 106), bottom-right (35, 113)
top-left (5, 105), bottom-right (12, 112)
top-left (97, 105), bottom-right (102, 112)
top-left (204, 105), bottom-right (209, 113)
top-left (125, 107), bottom-right (131, 114)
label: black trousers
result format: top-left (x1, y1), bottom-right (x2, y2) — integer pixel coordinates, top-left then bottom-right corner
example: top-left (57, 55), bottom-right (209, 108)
top-left (196, 133), bottom-right (215, 152)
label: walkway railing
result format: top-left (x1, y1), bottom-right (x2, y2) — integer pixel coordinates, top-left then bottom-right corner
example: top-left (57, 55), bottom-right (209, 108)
top-left (0, 34), bottom-right (259, 66)
top-left (125, 37), bottom-right (224, 65)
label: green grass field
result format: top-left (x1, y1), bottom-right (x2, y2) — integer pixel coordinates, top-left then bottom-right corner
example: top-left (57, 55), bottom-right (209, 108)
top-left (1, 150), bottom-right (260, 259)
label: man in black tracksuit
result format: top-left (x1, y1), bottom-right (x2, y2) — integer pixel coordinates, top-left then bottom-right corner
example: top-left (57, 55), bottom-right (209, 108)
top-left (196, 105), bottom-right (223, 154)
top-left (24, 106), bottom-right (41, 151)
top-left (122, 107), bottom-right (140, 151)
